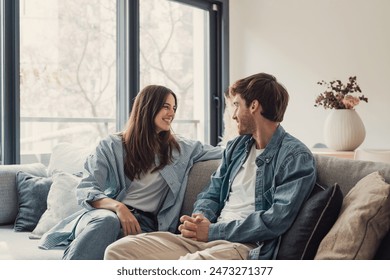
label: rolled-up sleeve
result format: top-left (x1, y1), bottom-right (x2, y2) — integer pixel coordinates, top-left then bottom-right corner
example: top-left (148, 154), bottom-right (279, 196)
top-left (76, 136), bottom-right (126, 210)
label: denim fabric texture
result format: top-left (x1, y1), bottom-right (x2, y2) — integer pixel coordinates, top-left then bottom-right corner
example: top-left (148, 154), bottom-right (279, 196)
top-left (39, 133), bottom-right (222, 253)
top-left (193, 125), bottom-right (317, 259)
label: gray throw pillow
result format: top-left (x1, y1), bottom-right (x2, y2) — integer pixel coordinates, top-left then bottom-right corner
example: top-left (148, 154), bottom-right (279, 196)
top-left (14, 171), bottom-right (52, 232)
top-left (0, 163), bottom-right (47, 225)
top-left (374, 230), bottom-right (390, 260)
top-left (276, 183), bottom-right (343, 260)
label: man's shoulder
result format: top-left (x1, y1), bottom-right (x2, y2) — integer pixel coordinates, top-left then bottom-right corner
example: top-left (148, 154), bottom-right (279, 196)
top-left (276, 133), bottom-right (315, 168)
top-left (282, 133), bottom-right (311, 154)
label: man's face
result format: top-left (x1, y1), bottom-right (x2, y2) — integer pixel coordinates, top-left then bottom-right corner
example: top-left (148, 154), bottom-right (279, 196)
top-left (232, 94), bottom-right (255, 135)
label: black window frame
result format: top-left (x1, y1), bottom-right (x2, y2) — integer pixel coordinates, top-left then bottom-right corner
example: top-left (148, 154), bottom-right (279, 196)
top-left (1, 0), bottom-right (20, 164)
top-left (0, 0), bottom-right (228, 164)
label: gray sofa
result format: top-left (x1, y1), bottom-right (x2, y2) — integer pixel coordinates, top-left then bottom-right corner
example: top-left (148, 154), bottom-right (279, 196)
top-left (1, 154), bottom-right (390, 260)
top-left (0, 158), bottom-right (220, 260)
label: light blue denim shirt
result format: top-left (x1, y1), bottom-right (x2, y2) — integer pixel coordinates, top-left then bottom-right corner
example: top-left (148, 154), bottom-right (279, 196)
top-left (39, 134), bottom-right (222, 249)
top-left (193, 125), bottom-right (317, 259)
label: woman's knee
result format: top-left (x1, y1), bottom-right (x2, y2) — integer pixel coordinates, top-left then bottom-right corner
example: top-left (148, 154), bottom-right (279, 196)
top-left (96, 210), bottom-right (121, 236)
top-left (80, 209), bottom-right (121, 233)
top-left (94, 209), bottom-right (120, 227)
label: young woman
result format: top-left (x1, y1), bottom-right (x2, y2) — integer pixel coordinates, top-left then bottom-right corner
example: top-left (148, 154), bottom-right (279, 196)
top-left (38, 85), bottom-right (223, 259)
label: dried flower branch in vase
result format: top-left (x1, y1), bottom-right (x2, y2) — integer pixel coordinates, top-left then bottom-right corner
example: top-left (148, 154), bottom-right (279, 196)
top-left (314, 76), bottom-right (368, 109)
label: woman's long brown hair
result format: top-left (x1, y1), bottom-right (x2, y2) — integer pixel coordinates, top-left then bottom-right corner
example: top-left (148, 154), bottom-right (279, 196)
top-left (120, 85), bottom-right (181, 180)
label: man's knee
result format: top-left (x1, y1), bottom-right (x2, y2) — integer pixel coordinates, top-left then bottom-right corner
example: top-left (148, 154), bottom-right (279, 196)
top-left (179, 242), bottom-right (251, 260)
top-left (104, 241), bottom-right (123, 260)
top-left (104, 237), bottom-right (137, 260)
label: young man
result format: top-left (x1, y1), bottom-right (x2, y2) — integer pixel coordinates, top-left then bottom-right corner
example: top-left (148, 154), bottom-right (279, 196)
top-left (104, 73), bottom-right (317, 260)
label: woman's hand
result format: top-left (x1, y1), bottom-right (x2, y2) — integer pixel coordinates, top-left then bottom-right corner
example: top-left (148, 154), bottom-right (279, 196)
top-left (114, 203), bottom-right (142, 236)
top-left (91, 198), bottom-right (141, 236)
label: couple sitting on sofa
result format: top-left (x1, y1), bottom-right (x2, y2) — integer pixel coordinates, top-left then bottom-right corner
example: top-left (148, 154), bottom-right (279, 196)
top-left (39, 72), bottom-right (317, 260)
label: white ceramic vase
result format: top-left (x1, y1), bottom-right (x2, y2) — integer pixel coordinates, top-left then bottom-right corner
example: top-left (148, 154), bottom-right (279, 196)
top-left (323, 109), bottom-right (366, 151)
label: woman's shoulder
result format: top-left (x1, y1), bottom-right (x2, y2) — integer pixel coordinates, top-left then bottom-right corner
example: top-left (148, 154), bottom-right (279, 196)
top-left (172, 135), bottom-right (203, 153)
top-left (98, 133), bottom-right (121, 143)
top-left (95, 133), bottom-right (123, 153)
top-left (174, 134), bottom-right (197, 145)
top-left (174, 135), bottom-right (223, 157)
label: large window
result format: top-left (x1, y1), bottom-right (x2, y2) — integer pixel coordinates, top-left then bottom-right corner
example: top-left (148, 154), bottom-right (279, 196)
top-left (19, 0), bottom-right (117, 164)
top-left (0, 0), bottom-right (228, 165)
top-left (140, 0), bottom-right (210, 142)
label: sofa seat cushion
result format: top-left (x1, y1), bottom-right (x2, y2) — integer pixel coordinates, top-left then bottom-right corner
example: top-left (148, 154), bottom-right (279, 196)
top-left (0, 225), bottom-right (63, 260)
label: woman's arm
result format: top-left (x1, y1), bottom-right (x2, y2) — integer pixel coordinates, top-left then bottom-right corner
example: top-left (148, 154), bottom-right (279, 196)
top-left (77, 136), bottom-right (142, 236)
top-left (77, 136), bottom-right (125, 209)
top-left (91, 197), bottom-right (141, 236)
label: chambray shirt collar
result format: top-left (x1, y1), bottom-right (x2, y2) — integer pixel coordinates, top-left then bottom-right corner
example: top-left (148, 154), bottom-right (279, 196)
top-left (243, 125), bottom-right (286, 165)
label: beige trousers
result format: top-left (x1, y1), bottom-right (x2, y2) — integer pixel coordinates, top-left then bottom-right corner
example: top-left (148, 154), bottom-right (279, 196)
top-left (104, 231), bottom-right (256, 260)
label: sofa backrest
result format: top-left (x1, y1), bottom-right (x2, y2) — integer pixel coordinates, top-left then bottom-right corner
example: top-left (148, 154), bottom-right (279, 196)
top-left (5, 154), bottom-right (389, 227)
top-left (314, 154), bottom-right (390, 196)
top-left (180, 159), bottom-right (221, 217)
top-left (181, 155), bottom-right (390, 217)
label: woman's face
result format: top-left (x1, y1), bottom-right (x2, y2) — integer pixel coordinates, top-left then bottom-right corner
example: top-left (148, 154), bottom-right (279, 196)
top-left (154, 93), bottom-right (177, 133)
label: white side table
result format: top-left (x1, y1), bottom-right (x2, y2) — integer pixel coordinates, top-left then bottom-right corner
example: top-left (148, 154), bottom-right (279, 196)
top-left (354, 149), bottom-right (390, 163)
top-left (311, 148), bottom-right (355, 159)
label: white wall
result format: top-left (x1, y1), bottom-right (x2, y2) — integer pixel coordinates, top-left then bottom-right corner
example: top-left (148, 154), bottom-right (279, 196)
top-left (229, 0), bottom-right (390, 149)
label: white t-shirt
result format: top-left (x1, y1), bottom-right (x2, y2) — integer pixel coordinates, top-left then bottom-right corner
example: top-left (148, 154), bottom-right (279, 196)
top-left (218, 144), bottom-right (263, 223)
top-left (121, 169), bottom-right (168, 214)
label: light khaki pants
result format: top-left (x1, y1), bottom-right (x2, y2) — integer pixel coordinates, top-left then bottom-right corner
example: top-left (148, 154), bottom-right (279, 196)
top-left (104, 231), bottom-right (256, 260)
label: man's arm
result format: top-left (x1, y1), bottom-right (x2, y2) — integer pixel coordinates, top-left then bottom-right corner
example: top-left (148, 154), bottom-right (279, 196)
top-left (208, 151), bottom-right (316, 243)
top-left (191, 146), bottom-right (230, 222)
top-left (192, 136), bottom-right (246, 221)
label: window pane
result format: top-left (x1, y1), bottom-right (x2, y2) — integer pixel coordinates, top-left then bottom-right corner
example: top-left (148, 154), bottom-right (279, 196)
top-left (140, 0), bottom-right (210, 143)
top-left (19, 0), bottom-right (117, 164)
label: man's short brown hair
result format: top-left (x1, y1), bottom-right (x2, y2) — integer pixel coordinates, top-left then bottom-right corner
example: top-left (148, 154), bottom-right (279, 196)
top-left (229, 73), bottom-right (289, 122)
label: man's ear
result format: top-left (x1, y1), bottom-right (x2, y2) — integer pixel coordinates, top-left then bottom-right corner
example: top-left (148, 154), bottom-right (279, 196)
top-left (250, 100), bottom-right (259, 113)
